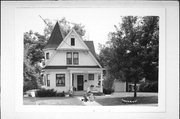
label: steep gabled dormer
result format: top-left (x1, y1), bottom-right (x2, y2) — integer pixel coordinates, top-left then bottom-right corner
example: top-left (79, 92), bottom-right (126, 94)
top-left (56, 29), bottom-right (89, 51)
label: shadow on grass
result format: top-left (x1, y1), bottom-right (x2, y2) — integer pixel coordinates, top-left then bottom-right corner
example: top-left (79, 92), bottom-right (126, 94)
top-left (95, 96), bottom-right (158, 106)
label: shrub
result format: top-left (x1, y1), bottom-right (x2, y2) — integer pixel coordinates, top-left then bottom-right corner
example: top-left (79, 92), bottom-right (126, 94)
top-left (103, 88), bottom-right (114, 94)
top-left (56, 91), bottom-right (65, 97)
top-left (36, 89), bottom-right (57, 97)
top-left (139, 81), bottom-right (158, 92)
top-left (92, 92), bottom-right (104, 96)
top-left (23, 81), bottom-right (39, 92)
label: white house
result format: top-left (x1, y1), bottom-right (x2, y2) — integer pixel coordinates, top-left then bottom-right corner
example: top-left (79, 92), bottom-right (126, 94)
top-left (42, 22), bottom-right (103, 93)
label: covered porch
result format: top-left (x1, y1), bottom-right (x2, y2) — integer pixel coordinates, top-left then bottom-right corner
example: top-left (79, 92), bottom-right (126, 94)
top-left (68, 68), bottom-right (103, 93)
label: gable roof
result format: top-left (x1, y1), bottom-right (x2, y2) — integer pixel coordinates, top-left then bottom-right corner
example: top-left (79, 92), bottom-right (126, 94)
top-left (84, 41), bottom-right (97, 59)
top-left (43, 65), bottom-right (100, 69)
top-left (44, 22), bottom-right (63, 49)
top-left (44, 23), bottom-right (102, 68)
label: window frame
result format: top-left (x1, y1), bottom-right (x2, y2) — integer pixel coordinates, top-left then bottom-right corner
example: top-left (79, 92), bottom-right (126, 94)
top-left (46, 74), bottom-right (50, 87)
top-left (88, 74), bottom-right (94, 80)
top-left (66, 52), bottom-right (72, 65)
top-left (46, 52), bottom-right (49, 60)
top-left (73, 52), bottom-right (79, 65)
top-left (56, 74), bottom-right (65, 87)
top-left (71, 38), bottom-right (75, 46)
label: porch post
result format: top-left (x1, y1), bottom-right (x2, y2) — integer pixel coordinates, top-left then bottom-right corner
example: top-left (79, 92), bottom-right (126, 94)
top-left (100, 71), bottom-right (103, 92)
top-left (69, 72), bottom-right (73, 91)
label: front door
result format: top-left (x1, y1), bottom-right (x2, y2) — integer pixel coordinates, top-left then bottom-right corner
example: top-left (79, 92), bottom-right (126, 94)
top-left (77, 75), bottom-right (83, 91)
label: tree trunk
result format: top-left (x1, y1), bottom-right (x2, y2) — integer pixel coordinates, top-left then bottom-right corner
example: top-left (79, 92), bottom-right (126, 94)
top-left (126, 81), bottom-right (129, 92)
top-left (134, 79), bottom-right (137, 98)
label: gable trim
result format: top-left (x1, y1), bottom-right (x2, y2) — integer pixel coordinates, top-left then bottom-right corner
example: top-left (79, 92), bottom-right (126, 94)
top-left (56, 29), bottom-right (89, 50)
top-left (88, 51), bottom-right (102, 68)
top-left (45, 29), bottom-right (102, 68)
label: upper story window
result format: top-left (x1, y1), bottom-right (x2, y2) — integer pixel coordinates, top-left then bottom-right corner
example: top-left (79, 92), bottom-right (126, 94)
top-left (46, 52), bottom-right (49, 60)
top-left (67, 52), bottom-right (79, 65)
top-left (73, 52), bottom-right (79, 65)
top-left (67, 52), bottom-right (72, 64)
top-left (71, 38), bottom-right (75, 46)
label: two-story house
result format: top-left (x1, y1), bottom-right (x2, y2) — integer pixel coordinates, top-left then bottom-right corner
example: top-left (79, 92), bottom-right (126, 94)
top-left (43, 22), bottom-right (103, 93)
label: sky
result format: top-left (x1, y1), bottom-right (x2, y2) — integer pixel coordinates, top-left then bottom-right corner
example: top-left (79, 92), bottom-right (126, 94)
top-left (19, 8), bottom-right (124, 54)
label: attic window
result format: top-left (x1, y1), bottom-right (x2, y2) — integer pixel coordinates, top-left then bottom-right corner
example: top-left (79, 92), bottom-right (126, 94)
top-left (71, 38), bottom-right (75, 46)
top-left (46, 52), bottom-right (49, 59)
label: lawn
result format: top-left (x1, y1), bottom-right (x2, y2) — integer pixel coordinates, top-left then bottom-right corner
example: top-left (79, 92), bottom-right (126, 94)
top-left (23, 93), bottom-right (158, 106)
top-left (23, 97), bottom-right (84, 105)
top-left (95, 96), bottom-right (158, 106)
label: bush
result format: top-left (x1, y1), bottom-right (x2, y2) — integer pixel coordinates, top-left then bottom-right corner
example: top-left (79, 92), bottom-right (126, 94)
top-left (103, 88), bottom-right (114, 94)
top-left (139, 81), bottom-right (158, 92)
top-left (92, 92), bottom-right (104, 96)
top-left (56, 91), bottom-right (65, 97)
top-left (36, 89), bottom-right (57, 97)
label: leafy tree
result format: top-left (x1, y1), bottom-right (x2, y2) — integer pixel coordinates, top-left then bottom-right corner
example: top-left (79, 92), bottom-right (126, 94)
top-left (99, 16), bottom-right (159, 98)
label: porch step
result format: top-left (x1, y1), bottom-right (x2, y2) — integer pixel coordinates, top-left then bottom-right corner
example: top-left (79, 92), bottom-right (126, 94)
top-left (73, 91), bottom-right (86, 96)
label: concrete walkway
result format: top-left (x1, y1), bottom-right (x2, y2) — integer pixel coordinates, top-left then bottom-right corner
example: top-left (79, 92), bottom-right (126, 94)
top-left (77, 97), bottom-right (101, 106)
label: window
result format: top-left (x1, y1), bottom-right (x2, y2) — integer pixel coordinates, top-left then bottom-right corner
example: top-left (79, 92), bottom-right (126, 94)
top-left (73, 52), bottom-right (79, 65)
top-left (67, 52), bottom-right (79, 65)
top-left (56, 74), bottom-right (65, 87)
top-left (71, 38), bottom-right (75, 46)
top-left (47, 74), bottom-right (50, 87)
top-left (46, 52), bottom-right (49, 59)
top-left (67, 52), bottom-right (72, 64)
top-left (88, 74), bottom-right (94, 80)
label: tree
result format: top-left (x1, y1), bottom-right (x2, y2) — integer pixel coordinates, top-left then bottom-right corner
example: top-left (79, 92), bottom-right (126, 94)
top-left (98, 16), bottom-right (159, 98)
top-left (23, 18), bottom-right (86, 92)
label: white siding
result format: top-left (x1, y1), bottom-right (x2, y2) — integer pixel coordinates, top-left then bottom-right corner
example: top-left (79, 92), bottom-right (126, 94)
top-left (58, 31), bottom-right (88, 50)
top-left (49, 51), bottom-right (66, 65)
top-left (44, 50), bottom-right (55, 63)
top-left (113, 81), bottom-right (126, 92)
top-left (44, 70), bottom-right (70, 92)
top-left (79, 51), bottom-right (97, 65)
top-left (49, 51), bottom-right (97, 66)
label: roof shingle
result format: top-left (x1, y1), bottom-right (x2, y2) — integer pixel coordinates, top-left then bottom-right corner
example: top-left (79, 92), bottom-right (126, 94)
top-left (44, 22), bottom-right (63, 49)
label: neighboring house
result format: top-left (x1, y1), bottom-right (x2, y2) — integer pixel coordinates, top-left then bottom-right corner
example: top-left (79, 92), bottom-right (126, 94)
top-left (112, 79), bottom-right (126, 92)
top-left (42, 22), bottom-right (103, 93)
top-left (113, 78), bottom-right (145, 92)
top-left (127, 83), bottom-right (140, 92)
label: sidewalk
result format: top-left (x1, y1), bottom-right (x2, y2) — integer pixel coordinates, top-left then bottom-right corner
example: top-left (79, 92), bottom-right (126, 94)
top-left (77, 97), bottom-right (101, 106)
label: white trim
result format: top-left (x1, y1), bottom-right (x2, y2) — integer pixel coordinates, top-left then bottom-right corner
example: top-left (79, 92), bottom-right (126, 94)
top-left (56, 29), bottom-right (89, 50)
top-left (52, 29), bottom-right (102, 68)
top-left (43, 48), bottom-right (56, 51)
top-left (88, 51), bottom-right (102, 68)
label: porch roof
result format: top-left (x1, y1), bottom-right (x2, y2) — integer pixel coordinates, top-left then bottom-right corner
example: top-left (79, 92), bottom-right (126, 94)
top-left (43, 65), bottom-right (100, 69)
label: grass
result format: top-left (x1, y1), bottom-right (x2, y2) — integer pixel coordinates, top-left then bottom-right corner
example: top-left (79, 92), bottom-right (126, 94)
top-left (23, 97), bottom-right (84, 105)
top-left (95, 96), bottom-right (158, 106)
top-left (23, 93), bottom-right (158, 106)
